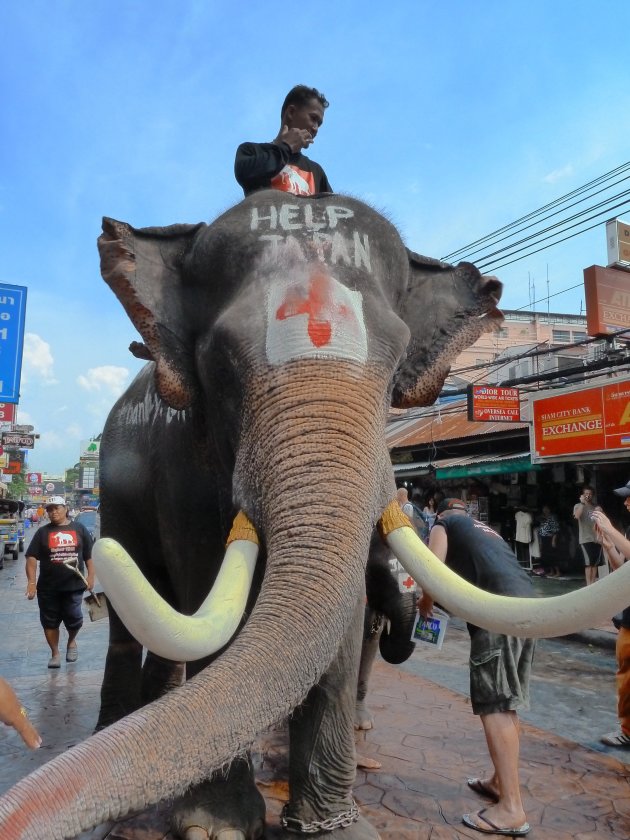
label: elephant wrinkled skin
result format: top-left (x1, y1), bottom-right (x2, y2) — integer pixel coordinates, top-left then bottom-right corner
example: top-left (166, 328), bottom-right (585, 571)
top-left (0, 192), bottom-right (503, 840)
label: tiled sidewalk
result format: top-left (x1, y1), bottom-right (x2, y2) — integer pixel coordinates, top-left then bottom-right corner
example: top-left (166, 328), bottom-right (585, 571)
top-left (1, 550), bottom-right (630, 838)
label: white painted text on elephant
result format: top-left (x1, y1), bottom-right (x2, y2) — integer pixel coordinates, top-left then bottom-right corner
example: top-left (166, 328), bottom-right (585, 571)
top-left (252, 204), bottom-right (371, 272)
top-left (259, 231), bottom-right (371, 271)
top-left (266, 269), bottom-right (367, 365)
top-left (251, 204), bottom-right (355, 232)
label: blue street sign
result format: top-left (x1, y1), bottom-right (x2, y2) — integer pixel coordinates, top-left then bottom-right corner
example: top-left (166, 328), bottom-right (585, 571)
top-left (0, 283), bottom-right (27, 403)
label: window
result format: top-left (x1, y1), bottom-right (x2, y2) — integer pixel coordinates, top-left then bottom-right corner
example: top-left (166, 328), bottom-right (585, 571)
top-left (572, 331), bottom-right (587, 342)
top-left (552, 329), bottom-right (570, 344)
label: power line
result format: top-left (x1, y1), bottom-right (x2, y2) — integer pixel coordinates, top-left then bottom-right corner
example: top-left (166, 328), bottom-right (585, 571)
top-left (455, 179), bottom-right (630, 264)
top-left (442, 161), bottom-right (630, 261)
top-left (477, 198), bottom-right (630, 272)
top-left (473, 189), bottom-right (630, 268)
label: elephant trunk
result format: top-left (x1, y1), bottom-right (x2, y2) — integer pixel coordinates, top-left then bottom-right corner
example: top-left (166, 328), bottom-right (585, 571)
top-left (0, 363), bottom-right (394, 840)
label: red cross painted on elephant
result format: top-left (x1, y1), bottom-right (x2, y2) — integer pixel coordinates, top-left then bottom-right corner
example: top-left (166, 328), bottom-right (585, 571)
top-left (275, 270), bottom-right (351, 348)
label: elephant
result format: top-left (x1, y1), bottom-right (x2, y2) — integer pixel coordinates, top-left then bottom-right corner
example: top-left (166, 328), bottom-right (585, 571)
top-left (3, 190), bottom-right (630, 840)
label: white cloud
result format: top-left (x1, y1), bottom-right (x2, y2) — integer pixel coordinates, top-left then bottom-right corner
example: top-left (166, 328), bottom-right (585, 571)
top-left (543, 164), bottom-right (574, 184)
top-left (77, 365), bottom-right (129, 395)
top-left (23, 333), bottom-right (57, 383)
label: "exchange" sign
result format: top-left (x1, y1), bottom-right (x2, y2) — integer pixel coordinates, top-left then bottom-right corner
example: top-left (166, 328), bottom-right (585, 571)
top-left (531, 378), bottom-right (630, 462)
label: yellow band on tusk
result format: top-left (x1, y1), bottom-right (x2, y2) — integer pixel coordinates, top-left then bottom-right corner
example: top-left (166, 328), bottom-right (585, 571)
top-left (377, 499), bottom-right (413, 539)
top-left (226, 511), bottom-right (260, 547)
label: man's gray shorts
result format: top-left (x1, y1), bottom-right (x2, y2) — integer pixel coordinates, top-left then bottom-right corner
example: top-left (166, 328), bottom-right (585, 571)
top-left (469, 630), bottom-right (535, 716)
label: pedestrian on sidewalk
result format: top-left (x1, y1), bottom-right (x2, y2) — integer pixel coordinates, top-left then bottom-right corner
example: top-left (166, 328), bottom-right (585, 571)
top-left (537, 504), bottom-right (561, 577)
top-left (592, 482), bottom-right (630, 748)
top-left (573, 486), bottom-right (601, 586)
top-left (418, 499), bottom-right (533, 837)
top-left (25, 496), bottom-right (95, 669)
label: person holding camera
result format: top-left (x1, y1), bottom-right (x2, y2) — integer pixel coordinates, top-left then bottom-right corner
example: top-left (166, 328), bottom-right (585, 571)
top-left (573, 486), bottom-right (601, 586)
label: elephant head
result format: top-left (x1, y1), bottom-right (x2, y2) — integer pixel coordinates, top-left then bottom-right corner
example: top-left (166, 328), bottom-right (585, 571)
top-left (3, 192), bottom-right (625, 839)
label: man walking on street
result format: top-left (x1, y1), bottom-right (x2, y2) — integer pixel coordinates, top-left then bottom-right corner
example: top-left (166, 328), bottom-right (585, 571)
top-left (592, 482), bottom-right (630, 747)
top-left (573, 486), bottom-right (600, 585)
top-left (418, 499), bottom-right (533, 837)
top-left (25, 496), bottom-right (95, 668)
top-left (234, 84), bottom-right (332, 197)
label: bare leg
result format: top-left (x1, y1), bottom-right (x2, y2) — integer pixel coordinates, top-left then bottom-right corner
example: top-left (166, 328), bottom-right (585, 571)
top-left (585, 564), bottom-right (597, 586)
top-left (43, 627), bottom-right (60, 656)
top-left (466, 711), bottom-right (527, 830)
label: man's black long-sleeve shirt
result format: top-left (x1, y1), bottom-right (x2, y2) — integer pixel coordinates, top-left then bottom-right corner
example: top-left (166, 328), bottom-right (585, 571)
top-left (234, 141), bottom-right (332, 197)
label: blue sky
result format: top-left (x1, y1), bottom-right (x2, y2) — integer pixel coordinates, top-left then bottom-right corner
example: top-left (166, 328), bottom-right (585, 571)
top-left (2, 1), bottom-right (629, 475)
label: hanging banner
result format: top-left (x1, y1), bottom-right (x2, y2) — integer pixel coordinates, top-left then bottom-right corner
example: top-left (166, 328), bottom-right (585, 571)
top-left (531, 378), bottom-right (630, 462)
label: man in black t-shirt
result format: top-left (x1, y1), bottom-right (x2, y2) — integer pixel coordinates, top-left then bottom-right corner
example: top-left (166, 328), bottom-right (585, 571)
top-left (418, 499), bottom-right (533, 837)
top-left (25, 496), bottom-right (95, 669)
top-left (234, 84), bottom-right (332, 197)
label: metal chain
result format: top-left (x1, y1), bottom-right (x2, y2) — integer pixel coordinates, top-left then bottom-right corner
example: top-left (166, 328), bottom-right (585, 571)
top-left (280, 799), bottom-right (360, 834)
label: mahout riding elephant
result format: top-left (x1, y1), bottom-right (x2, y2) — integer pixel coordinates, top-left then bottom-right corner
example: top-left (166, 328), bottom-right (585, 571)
top-left (2, 191), bottom-right (628, 840)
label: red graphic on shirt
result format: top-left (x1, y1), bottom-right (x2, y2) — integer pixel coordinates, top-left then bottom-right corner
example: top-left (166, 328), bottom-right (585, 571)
top-left (271, 165), bottom-right (316, 196)
top-left (401, 575), bottom-right (416, 590)
top-left (275, 271), bottom-right (351, 347)
top-left (49, 531), bottom-right (78, 549)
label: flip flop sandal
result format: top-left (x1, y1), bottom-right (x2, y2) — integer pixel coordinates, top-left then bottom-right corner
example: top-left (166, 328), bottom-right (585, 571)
top-left (66, 646), bottom-right (78, 662)
top-left (462, 809), bottom-right (530, 836)
top-left (48, 654), bottom-right (61, 669)
top-left (467, 778), bottom-right (499, 801)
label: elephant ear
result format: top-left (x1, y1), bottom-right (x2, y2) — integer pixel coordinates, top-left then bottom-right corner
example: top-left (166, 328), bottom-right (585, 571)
top-left (98, 217), bottom-right (205, 410)
top-left (391, 249), bottom-right (503, 408)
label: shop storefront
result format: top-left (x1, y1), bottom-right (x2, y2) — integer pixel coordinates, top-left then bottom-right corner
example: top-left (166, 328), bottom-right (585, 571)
top-left (387, 397), bottom-right (609, 572)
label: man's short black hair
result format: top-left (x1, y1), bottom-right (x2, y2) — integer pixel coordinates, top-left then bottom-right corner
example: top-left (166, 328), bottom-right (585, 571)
top-left (281, 85), bottom-right (329, 117)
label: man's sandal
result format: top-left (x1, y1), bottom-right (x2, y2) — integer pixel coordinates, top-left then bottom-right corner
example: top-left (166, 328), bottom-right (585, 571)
top-left (462, 809), bottom-right (530, 836)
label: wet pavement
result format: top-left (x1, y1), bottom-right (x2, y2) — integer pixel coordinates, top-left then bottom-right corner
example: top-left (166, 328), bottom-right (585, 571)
top-left (1, 545), bottom-right (629, 839)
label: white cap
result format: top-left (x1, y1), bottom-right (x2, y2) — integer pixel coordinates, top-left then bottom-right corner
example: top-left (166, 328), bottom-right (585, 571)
top-left (46, 496), bottom-right (66, 507)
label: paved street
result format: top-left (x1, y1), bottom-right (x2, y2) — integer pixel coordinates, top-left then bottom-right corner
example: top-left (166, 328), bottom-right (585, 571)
top-left (1, 542), bottom-right (629, 839)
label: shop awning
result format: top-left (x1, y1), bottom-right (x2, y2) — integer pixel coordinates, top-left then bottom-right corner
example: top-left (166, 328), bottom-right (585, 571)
top-left (386, 400), bottom-right (529, 451)
top-left (393, 451), bottom-right (539, 480)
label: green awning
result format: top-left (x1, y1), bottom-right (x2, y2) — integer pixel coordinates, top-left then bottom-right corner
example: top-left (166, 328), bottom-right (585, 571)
top-left (436, 457), bottom-right (540, 480)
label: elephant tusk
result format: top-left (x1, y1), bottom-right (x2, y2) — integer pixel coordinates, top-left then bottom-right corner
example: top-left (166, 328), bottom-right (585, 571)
top-left (92, 512), bottom-right (258, 661)
top-left (379, 504), bottom-right (630, 639)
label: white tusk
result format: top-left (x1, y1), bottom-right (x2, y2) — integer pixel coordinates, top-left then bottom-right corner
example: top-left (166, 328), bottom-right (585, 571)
top-left (92, 536), bottom-right (257, 661)
top-left (387, 525), bottom-right (630, 639)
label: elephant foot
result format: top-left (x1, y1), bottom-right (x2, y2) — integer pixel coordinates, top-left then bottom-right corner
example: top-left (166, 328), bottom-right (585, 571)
top-left (354, 698), bottom-right (374, 730)
top-left (277, 814), bottom-right (380, 840)
top-left (170, 757), bottom-right (265, 840)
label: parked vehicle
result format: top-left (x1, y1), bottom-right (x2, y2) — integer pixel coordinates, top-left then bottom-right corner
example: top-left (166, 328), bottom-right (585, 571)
top-left (73, 508), bottom-right (100, 540)
top-left (0, 500), bottom-right (25, 566)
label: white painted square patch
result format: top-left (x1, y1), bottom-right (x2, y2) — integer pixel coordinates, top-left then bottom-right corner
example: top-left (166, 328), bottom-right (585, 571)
top-left (266, 269), bottom-right (368, 366)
